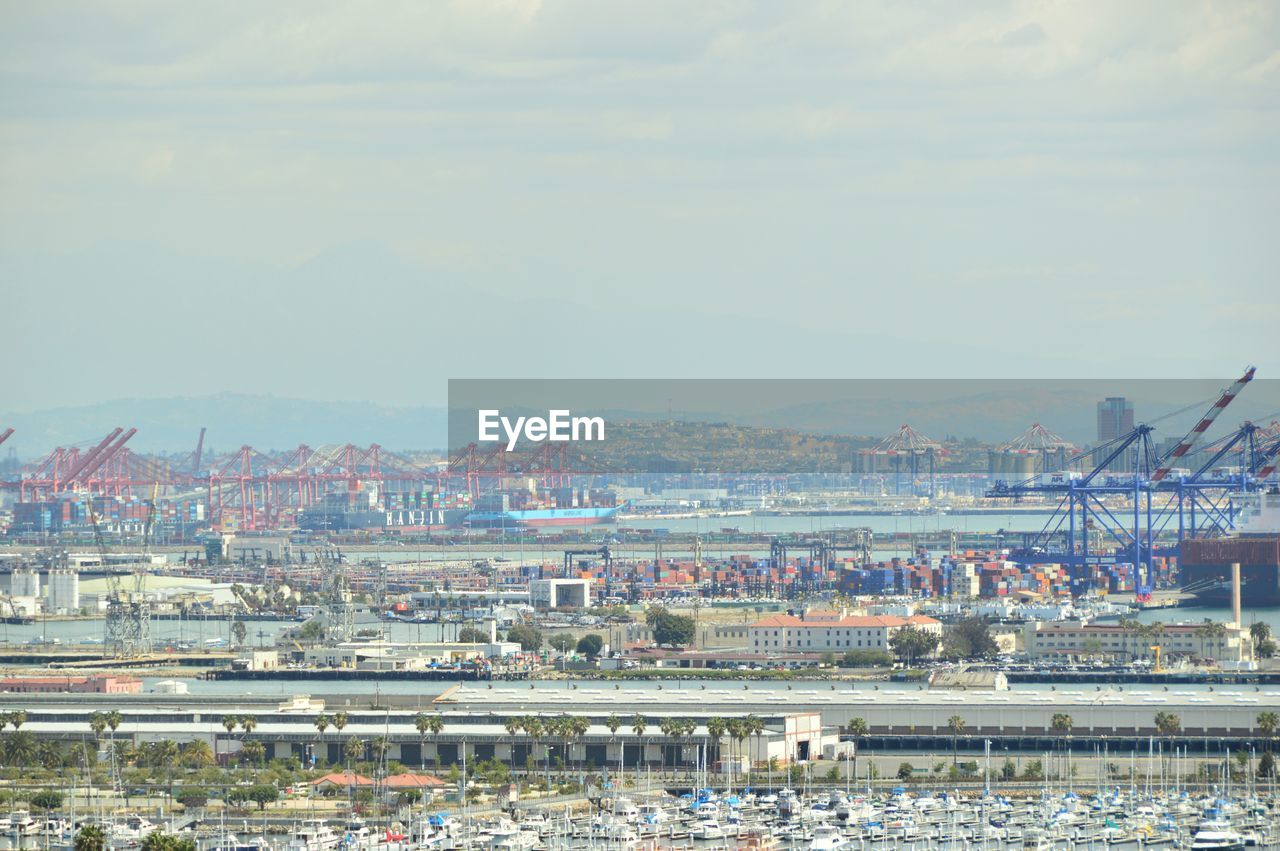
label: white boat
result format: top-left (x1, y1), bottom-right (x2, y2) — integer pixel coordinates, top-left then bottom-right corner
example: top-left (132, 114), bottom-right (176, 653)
top-left (690, 818), bottom-right (727, 840)
top-left (9, 811), bottom-right (40, 836)
top-left (1190, 820), bottom-right (1246, 850)
top-left (635, 803), bottom-right (668, 829)
top-left (478, 819), bottom-right (537, 850)
top-left (112, 816), bottom-right (158, 840)
top-left (284, 819), bottom-right (341, 851)
top-left (691, 801), bottom-right (719, 819)
top-left (807, 824), bottom-right (850, 849)
top-left (201, 833), bottom-right (275, 851)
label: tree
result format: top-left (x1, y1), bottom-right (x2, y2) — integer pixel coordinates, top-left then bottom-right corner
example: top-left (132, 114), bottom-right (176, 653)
top-left (947, 715), bottom-right (966, 767)
top-left (507, 624), bottom-right (543, 652)
top-left (75, 825), bottom-right (106, 851)
top-left (896, 762), bottom-right (914, 781)
top-left (889, 627), bottom-right (940, 663)
top-left (706, 716), bottom-right (727, 783)
top-left (3, 731), bottom-right (37, 766)
top-left (89, 711), bottom-right (108, 742)
top-left (314, 713), bottom-right (330, 766)
top-left (8, 710), bottom-right (26, 730)
top-left (1051, 713), bottom-right (1073, 735)
top-left (344, 738), bottom-right (365, 768)
top-left (241, 741), bottom-right (266, 767)
top-left (141, 833), bottom-right (196, 851)
top-left (605, 714), bottom-right (622, 777)
top-left (457, 626), bottom-right (487, 643)
top-left (548, 633), bottom-right (577, 654)
top-left (942, 617), bottom-right (999, 659)
top-left (576, 634), bottom-right (604, 657)
top-left (1258, 711), bottom-right (1279, 739)
top-left (1154, 711), bottom-right (1182, 737)
top-left (247, 784), bottom-right (279, 810)
top-left (1260, 751), bottom-right (1276, 779)
top-left (846, 718), bottom-right (869, 782)
top-left (298, 619), bottom-right (325, 641)
top-left (841, 649), bottom-right (893, 668)
top-left (1250, 621), bottom-right (1272, 647)
top-left (630, 715), bottom-right (647, 771)
top-left (651, 611), bottom-right (695, 647)
top-left (231, 619), bottom-right (247, 648)
top-left (30, 790), bottom-right (63, 811)
top-left (415, 713), bottom-right (443, 770)
top-left (180, 739), bottom-right (214, 768)
top-left (240, 715), bottom-right (258, 740)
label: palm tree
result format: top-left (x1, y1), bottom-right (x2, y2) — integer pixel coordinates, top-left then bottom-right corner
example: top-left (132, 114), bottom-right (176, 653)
top-left (371, 736), bottom-right (389, 767)
top-left (314, 713), bottom-right (330, 767)
top-left (9, 710), bottom-right (26, 730)
top-left (4, 730), bottom-right (37, 767)
top-left (417, 713), bottom-right (441, 771)
top-left (343, 737), bottom-right (365, 770)
top-left (241, 741), bottom-right (266, 768)
top-left (89, 712), bottom-right (107, 746)
top-left (520, 716), bottom-right (543, 782)
top-left (74, 824), bottom-right (106, 851)
top-left (564, 716), bottom-right (589, 774)
top-left (1258, 711), bottom-right (1279, 739)
top-left (241, 715), bottom-right (259, 767)
top-left (727, 719), bottom-right (748, 792)
top-left (744, 714), bottom-right (764, 770)
top-left (605, 713), bottom-right (622, 779)
top-left (503, 716), bottom-right (522, 771)
top-left (846, 717), bottom-right (869, 784)
top-left (180, 739), bottom-right (214, 768)
top-left (38, 739), bottom-right (63, 770)
top-left (1154, 711), bottom-right (1181, 737)
top-left (630, 715), bottom-right (647, 774)
top-left (1050, 713), bottom-right (1073, 782)
top-left (658, 717), bottom-right (679, 777)
top-left (706, 717), bottom-right (727, 784)
top-left (221, 714), bottom-right (239, 759)
top-left (947, 715), bottom-right (966, 767)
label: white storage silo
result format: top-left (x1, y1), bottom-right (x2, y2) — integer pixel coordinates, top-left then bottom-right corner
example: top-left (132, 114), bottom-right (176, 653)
top-left (47, 569), bottom-right (80, 613)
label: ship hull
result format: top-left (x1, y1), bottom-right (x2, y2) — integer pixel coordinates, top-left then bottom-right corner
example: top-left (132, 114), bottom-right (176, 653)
top-left (1179, 535), bottom-right (1280, 608)
top-left (464, 507), bottom-right (620, 528)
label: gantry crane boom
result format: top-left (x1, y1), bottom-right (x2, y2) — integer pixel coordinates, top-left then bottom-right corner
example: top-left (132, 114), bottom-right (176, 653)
top-left (1150, 366), bottom-right (1255, 483)
top-left (0, 428), bottom-right (13, 448)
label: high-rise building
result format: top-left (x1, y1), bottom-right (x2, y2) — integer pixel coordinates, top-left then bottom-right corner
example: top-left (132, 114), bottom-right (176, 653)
top-left (1097, 397), bottom-right (1134, 444)
top-left (1097, 397), bottom-right (1136, 472)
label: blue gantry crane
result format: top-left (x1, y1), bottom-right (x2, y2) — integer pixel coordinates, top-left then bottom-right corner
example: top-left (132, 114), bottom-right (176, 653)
top-left (985, 367), bottom-right (1272, 601)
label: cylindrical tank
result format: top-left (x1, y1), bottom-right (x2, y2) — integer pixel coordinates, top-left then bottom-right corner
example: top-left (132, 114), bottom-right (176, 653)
top-left (10, 568), bottom-right (40, 598)
top-left (47, 569), bottom-right (80, 613)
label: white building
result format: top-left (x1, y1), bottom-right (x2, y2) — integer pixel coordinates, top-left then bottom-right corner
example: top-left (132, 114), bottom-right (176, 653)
top-left (46, 569), bottom-right (80, 613)
top-left (529, 578), bottom-right (590, 610)
top-left (748, 611), bottom-right (942, 654)
top-left (1025, 621), bottom-right (1252, 664)
top-left (10, 568), bottom-right (40, 598)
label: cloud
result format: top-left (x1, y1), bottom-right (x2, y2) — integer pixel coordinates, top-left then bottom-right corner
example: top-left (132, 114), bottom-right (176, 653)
top-left (0, 1), bottom-right (1277, 408)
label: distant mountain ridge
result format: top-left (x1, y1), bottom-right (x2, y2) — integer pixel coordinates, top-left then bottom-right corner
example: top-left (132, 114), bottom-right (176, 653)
top-left (4, 379), bottom-right (1276, 460)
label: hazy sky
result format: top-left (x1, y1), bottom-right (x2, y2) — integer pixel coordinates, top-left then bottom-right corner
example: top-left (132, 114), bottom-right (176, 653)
top-left (2, 1), bottom-right (1277, 412)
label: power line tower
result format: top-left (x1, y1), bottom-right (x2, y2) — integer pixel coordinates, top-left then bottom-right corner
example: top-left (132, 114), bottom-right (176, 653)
top-left (318, 547), bottom-right (355, 644)
top-left (90, 495), bottom-right (152, 658)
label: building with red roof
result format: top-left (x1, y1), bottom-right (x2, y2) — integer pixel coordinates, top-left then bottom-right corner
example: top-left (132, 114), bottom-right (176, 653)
top-left (748, 610), bottom-right (941, 654)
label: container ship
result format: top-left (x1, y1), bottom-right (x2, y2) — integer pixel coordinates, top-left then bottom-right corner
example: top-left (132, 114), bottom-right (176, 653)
top-left (463, 505), bottom-right (622, 529)
top-left (1179, 487), bottom-right (1280, 607)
